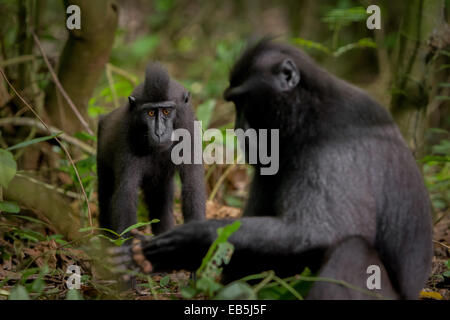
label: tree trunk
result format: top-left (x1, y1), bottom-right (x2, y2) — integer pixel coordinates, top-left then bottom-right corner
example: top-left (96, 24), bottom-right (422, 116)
top-left (44, 0), bottom-right (118, 134)
top-left (390, 0), bottom-right (447, 158)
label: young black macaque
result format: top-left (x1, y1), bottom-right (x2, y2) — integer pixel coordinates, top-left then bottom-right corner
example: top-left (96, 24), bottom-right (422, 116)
top-left (97, 63), bottom-right (205, 239)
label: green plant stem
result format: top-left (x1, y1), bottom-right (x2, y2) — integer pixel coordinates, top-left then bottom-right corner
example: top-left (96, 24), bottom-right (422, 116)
top-left (272, 275), bottom-right (303, 300)
top-left (253, 271), bottom-right (275, 293)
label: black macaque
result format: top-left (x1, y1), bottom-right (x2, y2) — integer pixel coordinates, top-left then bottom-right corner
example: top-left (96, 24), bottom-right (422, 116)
top-left (108, 40), bottom-right (433, 299)
top-left (97, 63), bottom-right (205, 238)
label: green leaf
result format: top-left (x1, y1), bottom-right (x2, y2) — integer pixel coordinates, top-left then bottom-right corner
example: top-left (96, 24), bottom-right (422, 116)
top-left (78, 226), bottom-right (120, 238)
top-left (420, 155), bottom-right (450, 164)
top-left (215, 281), bottom-right (256, 300)
top-left (180, 286), bottom-right (197, 299)
top-left (9, 285), bottom-right (30, 300)
top-left (0, 149), bottom-right (17, 188)
top-left (160, 275), bottom-right (170, 287)
top-left (197, 221), bottom-right (241, 275)
top-left (74, 132), bottom-right (97, 142)
top-left (322, 6), bottom-right (367, 28)
top-left (120, 219), bottom-right (159, 236)
top-left (11, 215), bottom-right (49, 226)
top-left (66, 289), bottom-right (83, 300)
top-left (31, 278), bottom-right (45, 294)
top-left (196, 277), bottom-right (224, 296)
top-left (112, 237), bottom-right (132, 246)
top-left (0, 201), bottom-right (20, 213)
top-left (6, 133), bottom-right (62, 151)
top-left (292, 38), bottom-right (331, 55)
top-left (333, 38), bottom-right (376, 57)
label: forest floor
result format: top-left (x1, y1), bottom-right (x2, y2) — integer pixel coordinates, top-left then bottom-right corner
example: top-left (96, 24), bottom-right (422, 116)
top-left (0, 202), bottom-right (448, 300)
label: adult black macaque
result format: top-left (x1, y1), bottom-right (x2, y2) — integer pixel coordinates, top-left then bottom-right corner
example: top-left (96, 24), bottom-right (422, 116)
top-left (97, 63), bottom-right (205, 237)
top-left (109, 40), bottom-right (433, 299)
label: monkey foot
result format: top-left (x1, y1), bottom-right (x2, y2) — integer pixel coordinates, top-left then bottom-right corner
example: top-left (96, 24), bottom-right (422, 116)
top-left (106, 229), bottom-right (153, 283)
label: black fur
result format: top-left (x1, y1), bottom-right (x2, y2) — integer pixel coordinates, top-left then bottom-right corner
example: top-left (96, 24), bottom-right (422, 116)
top-left (137, 41), bottom-right (432, 299)
top-left (97, 63), bottom-right (206, 237)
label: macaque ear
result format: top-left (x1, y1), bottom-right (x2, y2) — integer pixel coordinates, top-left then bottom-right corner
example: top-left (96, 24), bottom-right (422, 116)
top-left (275, 58), bottom-right (300, 91)
top-left (128, 96), bottom-right (136, 107)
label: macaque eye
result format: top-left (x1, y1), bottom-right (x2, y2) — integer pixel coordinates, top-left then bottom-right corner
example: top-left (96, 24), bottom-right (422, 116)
top-left (163, 109), bottom-right (171, 115)
top-left (148, 110), bottom-right (155, 117)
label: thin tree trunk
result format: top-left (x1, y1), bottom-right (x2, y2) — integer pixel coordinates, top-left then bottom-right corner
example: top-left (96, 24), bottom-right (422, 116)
top-left (390, 0), bottom-right (447, 158)
top-left (44, 0), bottom-right (118, 134)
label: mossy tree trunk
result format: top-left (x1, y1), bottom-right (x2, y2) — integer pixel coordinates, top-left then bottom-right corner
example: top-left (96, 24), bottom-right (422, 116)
top-left (44, 0), bottom-right (118, 134)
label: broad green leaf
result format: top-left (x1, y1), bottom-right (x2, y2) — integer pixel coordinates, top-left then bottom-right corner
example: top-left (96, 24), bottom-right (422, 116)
top-left (6, 133), bottom-right (61, 151)
top-left (197, 221), bottom-right (241, 275)
top-left (8, 285), bottom-right (30, 300)
top-left (0, 149), bottom-right (17, 188)
top-left (0, 201), bottom-right (20, 213)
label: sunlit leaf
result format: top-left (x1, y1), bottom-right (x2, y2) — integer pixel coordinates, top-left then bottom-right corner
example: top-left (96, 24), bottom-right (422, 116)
top-left (420, 290), bottom-right (443, 300)
top-left (0, 149), bottom-right (17, 188)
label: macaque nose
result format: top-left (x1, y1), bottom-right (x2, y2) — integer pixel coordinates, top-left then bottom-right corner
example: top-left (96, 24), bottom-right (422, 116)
top-left (155, 117), bottom-right (166, 138)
